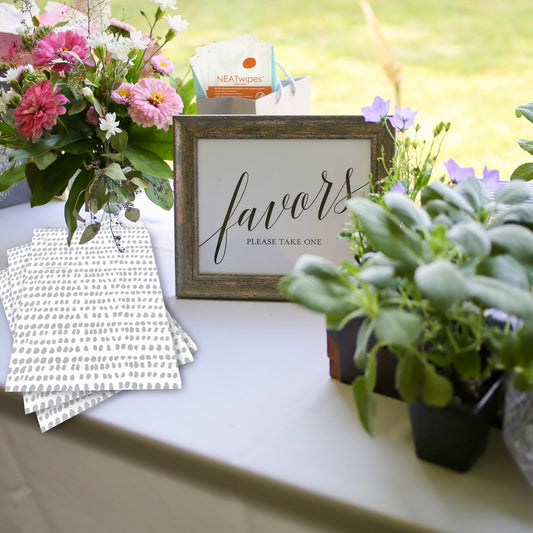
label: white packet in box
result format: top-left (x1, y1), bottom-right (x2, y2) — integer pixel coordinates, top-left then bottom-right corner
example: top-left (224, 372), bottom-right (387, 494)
top-left (190, 34), bottom-right (278, 100)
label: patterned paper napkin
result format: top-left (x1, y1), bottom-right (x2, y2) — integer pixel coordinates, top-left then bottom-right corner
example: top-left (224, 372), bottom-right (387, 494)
top-left (0, 227), bottom-right (196, 432)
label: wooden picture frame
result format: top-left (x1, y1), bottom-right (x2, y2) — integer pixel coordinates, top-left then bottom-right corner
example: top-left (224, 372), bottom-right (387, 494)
top-left (174, 115), bottom-right (393, 300)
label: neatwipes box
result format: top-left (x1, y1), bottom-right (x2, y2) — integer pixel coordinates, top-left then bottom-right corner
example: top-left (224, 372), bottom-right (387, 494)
top-left (190, 34), bottom-right (311, 115)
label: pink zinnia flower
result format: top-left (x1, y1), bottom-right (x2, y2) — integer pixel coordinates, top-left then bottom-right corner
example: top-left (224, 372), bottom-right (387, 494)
top-left (151, 55), bottom-right (175, 75)
top-left (111, 82), bottom-right (135, 105)
top-left (14, 80), bottom-right (69, 142)
top-left (128, 78), bottom-right (183, 131)
top-left (33, 30), bottom-right (90, 73)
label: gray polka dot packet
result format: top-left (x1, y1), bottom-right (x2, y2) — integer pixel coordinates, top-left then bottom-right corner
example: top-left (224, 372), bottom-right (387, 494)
top-left (0, 227), bottom-right (196, 432)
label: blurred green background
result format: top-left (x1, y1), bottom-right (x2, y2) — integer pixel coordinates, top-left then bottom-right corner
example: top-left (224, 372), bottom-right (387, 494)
top-left (35, 0), bottom-right (533, 179)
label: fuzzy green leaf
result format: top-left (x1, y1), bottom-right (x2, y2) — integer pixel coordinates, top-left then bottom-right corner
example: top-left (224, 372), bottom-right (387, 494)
top-left (476, 254), bottom-right (529, 289)
top-left (447, 220), bottom-right (491, 258)
top-left (495, 180), bottom-right (532, 204)
top-left (375, 309), bottom-right (423, 346)
top-left (384, 191), bottom-right (431, 230)
top-left (421, 180), bottom-right (474, 213)
top-left (396, 354), bottom-right (424, 402)
top-left (517, 139), bottom-right (533, 156)
top-left (414, 260), bottom-right (466, 311)
top-left (516, 102), bottom-right (533, 123)
top-left (421, 367), bottom-right (454, 407)
top-left (488, 223), bottom-right (533, 264)
top-left (352, 376), bottom-right (376, 435)
top-left (466, 275), bottom-right (533, 319)
top-left (279, 272), bottom-right (356, 319)
top-left (354, 318), bottom-right (374, 369)
top-left (347, 197), bottom-right (429, 268)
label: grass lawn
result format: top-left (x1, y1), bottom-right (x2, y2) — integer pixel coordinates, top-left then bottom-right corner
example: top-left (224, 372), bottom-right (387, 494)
top-left (35, 0), bottom-right (533, 178)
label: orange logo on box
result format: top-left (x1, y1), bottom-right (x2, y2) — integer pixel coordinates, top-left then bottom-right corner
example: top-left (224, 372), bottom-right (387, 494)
top-left (242, 57), bottom-right (256, 69)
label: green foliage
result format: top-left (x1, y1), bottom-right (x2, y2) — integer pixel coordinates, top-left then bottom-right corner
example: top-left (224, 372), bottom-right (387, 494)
top-left (280, 177), bottom-right (533, 433)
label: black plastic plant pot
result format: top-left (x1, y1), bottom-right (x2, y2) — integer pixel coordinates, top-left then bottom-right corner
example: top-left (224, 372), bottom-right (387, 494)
top-left (326, 317), bottom-right (400, 399)
top-left (407, 377), bottom-right (503, 472)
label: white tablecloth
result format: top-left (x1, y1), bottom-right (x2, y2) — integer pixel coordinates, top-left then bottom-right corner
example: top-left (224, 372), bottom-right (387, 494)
top-left (0, 198), bottom-right (532, 533)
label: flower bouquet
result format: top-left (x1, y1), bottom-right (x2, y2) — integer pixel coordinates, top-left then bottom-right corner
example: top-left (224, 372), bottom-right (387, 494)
top-left (0, 0), bottom-right (195, 244)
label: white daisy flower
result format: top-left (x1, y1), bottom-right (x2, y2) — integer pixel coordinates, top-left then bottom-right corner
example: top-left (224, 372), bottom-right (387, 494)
top-left (127, 31), bottom-right (151, 51)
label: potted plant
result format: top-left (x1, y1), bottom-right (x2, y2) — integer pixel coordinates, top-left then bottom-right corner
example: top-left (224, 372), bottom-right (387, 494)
top-left (279, 98), bottom-right (533, 472)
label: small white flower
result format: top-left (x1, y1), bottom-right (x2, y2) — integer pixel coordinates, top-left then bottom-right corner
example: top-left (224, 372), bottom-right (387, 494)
top-left (107, 37), bottom-right (133, 62)
top-left (165, 14), bottom-right (188, 34)
top-left (99, 112), bottom-right (122, 140)
top-left (152, 0), bottom-right (177, 10)
top-left (0, 67), bottom-right (21, 84)
top-left (87, 32), bottom-right (113, 49)
top-left (127, 31), bottom-right (151, 51)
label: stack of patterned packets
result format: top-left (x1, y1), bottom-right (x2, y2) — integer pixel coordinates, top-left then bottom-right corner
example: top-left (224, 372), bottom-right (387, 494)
top-left (0, 226), bottom-right (196, 432)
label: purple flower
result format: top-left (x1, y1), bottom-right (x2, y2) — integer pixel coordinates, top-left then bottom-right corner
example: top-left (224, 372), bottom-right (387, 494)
top-left (444, 158), bottom-right (475, 184)
top-left (482, 166), bottom-right (503, 192)
top-left (391, 181), bottom-right (406, 194)
top-left (389, 105), bottom-right (417, 131)
top-left (361, 96), bottom-right (390, 123)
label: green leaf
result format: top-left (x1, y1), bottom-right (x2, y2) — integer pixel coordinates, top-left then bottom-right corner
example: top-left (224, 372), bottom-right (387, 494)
top-left (415, 260), bottom-right (466, 311)
top-left (128, 126), bottom-right (173, 161)
top-left (516, 102), bottom-right (533, 123)
top-left (517, 139), bottom-right (533, 156)
top-left (495, 204), bottom-right (533, 228)
top-left (64, 168), bottom-right (94, 245)
top-left (421, 180), bottom-right (474, 213)
top-left (347, 197), bottom-right (429, 269)
top-left (68, 97), bottom-right (87, 115)
top-left (354, 318), bottom-right (374, 369)
top-left (26, 153), bottom-right (86, 206)
top-left (34, 150), bottom-right (58, 170)
top-left (279, 272), bottom-right (357, 320)
top-left (294, 254), bottom-right (343, 279)
top-left (421, 367), bottom-right (454, 407)
top-left (466, 275), bottom-right (533, 319)
top-left (352, 376), bottom-right (376, 435)
top-left (0, 162), bottom-right (27, 192)
top-left (143, 173), bottom-right (174, 210)
top-left (384, 191), bottom-right (431, 230)
top-left (125, 207), bottom-right (140, 222)
top-left (495, 180), bottom-right (532, 204)
top-left (375, 308), bottom-right (423, 346)
top-left (476, 254), bottom-right (529, 289)
top-left (450, 347), bottom-right (480, 380)
top-left (510, 162), bottom-right (533, 182)
top-left (79, 223), bottom-right (101, 244)
top-left (396, 353), bottom-right (424, 402)
top-left (110, 131), bottom-right (128, 154)
top-left (447, 220), bottom-right (491, 258)
top-left (104, 163), bottom-right (126, 182)
top-left (488, 223), bottom-right (533, 264)
top-left (356, 264), bottom-right (395, 287)
top-left (124, 144), bottom-right (172, 178)
top-left (454, 177), bottom-right (489, 210)
top-left (178, 78), bottom-right (197, 115)
top-left (10, 133), bottom-right (85, 159)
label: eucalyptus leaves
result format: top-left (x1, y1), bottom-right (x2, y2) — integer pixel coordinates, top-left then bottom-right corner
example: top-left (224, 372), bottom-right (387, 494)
top-left (280, 177), bottom-right (533, 434)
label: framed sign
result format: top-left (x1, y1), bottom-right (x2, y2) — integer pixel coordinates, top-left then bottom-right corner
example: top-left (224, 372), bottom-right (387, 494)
top-left (174, 115), bottom-right (392, 300)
